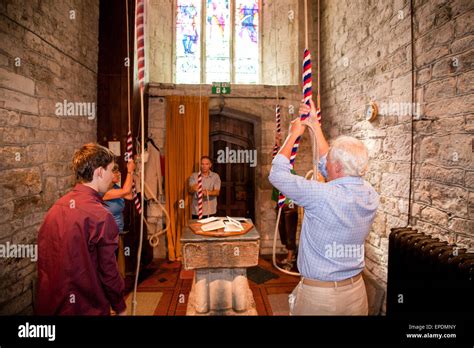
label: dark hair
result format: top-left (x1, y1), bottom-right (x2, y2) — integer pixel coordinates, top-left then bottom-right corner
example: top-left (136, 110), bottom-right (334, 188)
top-left (201, 155), bottom-right (212, 163)
top-left (72, 143), bottom-right (115, 183)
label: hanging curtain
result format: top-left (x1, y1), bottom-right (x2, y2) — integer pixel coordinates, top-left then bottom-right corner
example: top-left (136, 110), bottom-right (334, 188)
top-left (165, 95), bottom-right (209, 261)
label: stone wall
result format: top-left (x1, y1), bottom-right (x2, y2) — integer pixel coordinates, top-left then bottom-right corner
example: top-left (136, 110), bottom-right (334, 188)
top-left (0, 0), bottom-right (99, 314)
top-left (148, 83), bottom-right (314, 256)
top-left (261, 0), bottom-right (300, 85)
top-left (412, 0), bottom-right (473, 247)
top-left (147, 0), bottom-right (173, 83)
top-left (319, 0), bottom-right (473, 313)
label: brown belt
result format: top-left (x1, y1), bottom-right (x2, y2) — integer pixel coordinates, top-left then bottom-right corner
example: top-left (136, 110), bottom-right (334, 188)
top-left (302, 273), bottom-right (362, 288)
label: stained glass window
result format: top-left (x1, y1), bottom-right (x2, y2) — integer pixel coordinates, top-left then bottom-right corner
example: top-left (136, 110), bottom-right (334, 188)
top-left (234, 0), bottom-right (259, 83)
top-left (175, 0), bottom-right (259, 84)
top-left (206, 0), bottom-right (231, 83)
top-left (176, 0), bottom-right (202, 83)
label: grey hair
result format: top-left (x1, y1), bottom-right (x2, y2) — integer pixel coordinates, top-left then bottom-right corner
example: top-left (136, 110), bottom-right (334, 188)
top-left (327, 136), bottom-right (369, 177)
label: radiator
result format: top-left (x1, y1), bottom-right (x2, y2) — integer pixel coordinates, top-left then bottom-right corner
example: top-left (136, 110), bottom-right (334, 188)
top-left (387, 227), bottom-right (473, 315)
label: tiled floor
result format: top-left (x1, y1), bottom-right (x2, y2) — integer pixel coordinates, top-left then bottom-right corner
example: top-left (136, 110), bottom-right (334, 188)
top-left (124, 256), bottom-right (300, 315)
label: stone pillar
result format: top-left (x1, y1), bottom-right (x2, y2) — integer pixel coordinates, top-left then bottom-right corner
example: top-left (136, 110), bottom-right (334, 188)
top-left (209, 269), bottom-right (233, 311)
top-left (232, 268), bottom-right (249, 312)
top-left (194, 270), bottom-right (210, 314)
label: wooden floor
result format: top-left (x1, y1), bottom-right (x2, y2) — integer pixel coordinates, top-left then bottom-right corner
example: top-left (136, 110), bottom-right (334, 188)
top-left (124, 256), bottom-right (300, 316)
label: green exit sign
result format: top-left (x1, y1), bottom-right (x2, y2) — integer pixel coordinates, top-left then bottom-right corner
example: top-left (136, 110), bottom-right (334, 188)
top-left (211, 82), bottom-right (231, 95)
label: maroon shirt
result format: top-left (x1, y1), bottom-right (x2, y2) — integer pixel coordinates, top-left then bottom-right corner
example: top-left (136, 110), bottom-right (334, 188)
top-left (36, 184), bottom-right (126, 315)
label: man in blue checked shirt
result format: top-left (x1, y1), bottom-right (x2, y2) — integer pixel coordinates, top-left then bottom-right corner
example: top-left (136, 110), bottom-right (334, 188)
top-left (269, 99), bottom-right (379, 315)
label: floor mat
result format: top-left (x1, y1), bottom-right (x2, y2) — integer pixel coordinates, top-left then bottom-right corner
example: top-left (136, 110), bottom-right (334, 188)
top-left (267, 293), bottom-right (290, 316)
top-left (125, 291), bottom-right (163, 315)
top-left (247, 266), bottom-right (279, 284)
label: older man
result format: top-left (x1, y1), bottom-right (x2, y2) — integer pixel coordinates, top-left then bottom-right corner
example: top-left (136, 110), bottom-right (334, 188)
top-left (269, 100), bottom-right (379, 315)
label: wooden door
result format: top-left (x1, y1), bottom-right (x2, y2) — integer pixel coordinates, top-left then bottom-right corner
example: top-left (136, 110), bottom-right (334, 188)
top-left (210, 115), bottom-right (255, 220)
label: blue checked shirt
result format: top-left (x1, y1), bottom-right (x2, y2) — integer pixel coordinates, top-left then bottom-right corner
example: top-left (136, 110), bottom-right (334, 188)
top-left (269, 154), bottom-right (379, 281)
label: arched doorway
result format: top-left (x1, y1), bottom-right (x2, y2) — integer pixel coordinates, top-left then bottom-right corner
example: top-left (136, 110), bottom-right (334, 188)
top-left (209, 111), bottom-right (257, 221)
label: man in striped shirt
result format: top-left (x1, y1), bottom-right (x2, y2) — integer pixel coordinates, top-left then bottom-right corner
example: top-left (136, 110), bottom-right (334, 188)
top-left (269, 100), bottom-right (379, 315)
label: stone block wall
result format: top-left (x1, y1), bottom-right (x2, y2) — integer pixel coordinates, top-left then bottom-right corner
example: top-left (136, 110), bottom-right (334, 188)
top-left (147, 0), bottom-right (173, 83)
top-left (0, 0), bottom-right (99, 314)
top-left (262, 0), bottom-right (300, 85)
top-left (412, 0), bottom-right (473, 247)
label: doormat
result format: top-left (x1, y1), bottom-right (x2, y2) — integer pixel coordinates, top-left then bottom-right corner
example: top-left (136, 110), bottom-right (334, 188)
top-left (125, 291), bottom-right (163, 315)
top-left (247, 266), bottom-right (279, 284)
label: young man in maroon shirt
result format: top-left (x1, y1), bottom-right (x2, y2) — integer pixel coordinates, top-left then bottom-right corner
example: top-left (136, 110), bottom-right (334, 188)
top-left (36, 143), bottom-right (127, 315)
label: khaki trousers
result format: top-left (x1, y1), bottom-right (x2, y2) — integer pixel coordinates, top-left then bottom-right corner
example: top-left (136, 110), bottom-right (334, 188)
top-left (289, 275), bottom-right (369, 315)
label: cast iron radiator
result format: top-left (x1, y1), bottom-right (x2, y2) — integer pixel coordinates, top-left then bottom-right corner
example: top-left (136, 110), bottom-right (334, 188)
top-left (387, 227), bottom-right (473, 315)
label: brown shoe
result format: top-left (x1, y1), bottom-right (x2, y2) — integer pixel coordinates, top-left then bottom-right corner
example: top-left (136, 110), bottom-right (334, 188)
top-left (283, 261), bottom-right (294, 271)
